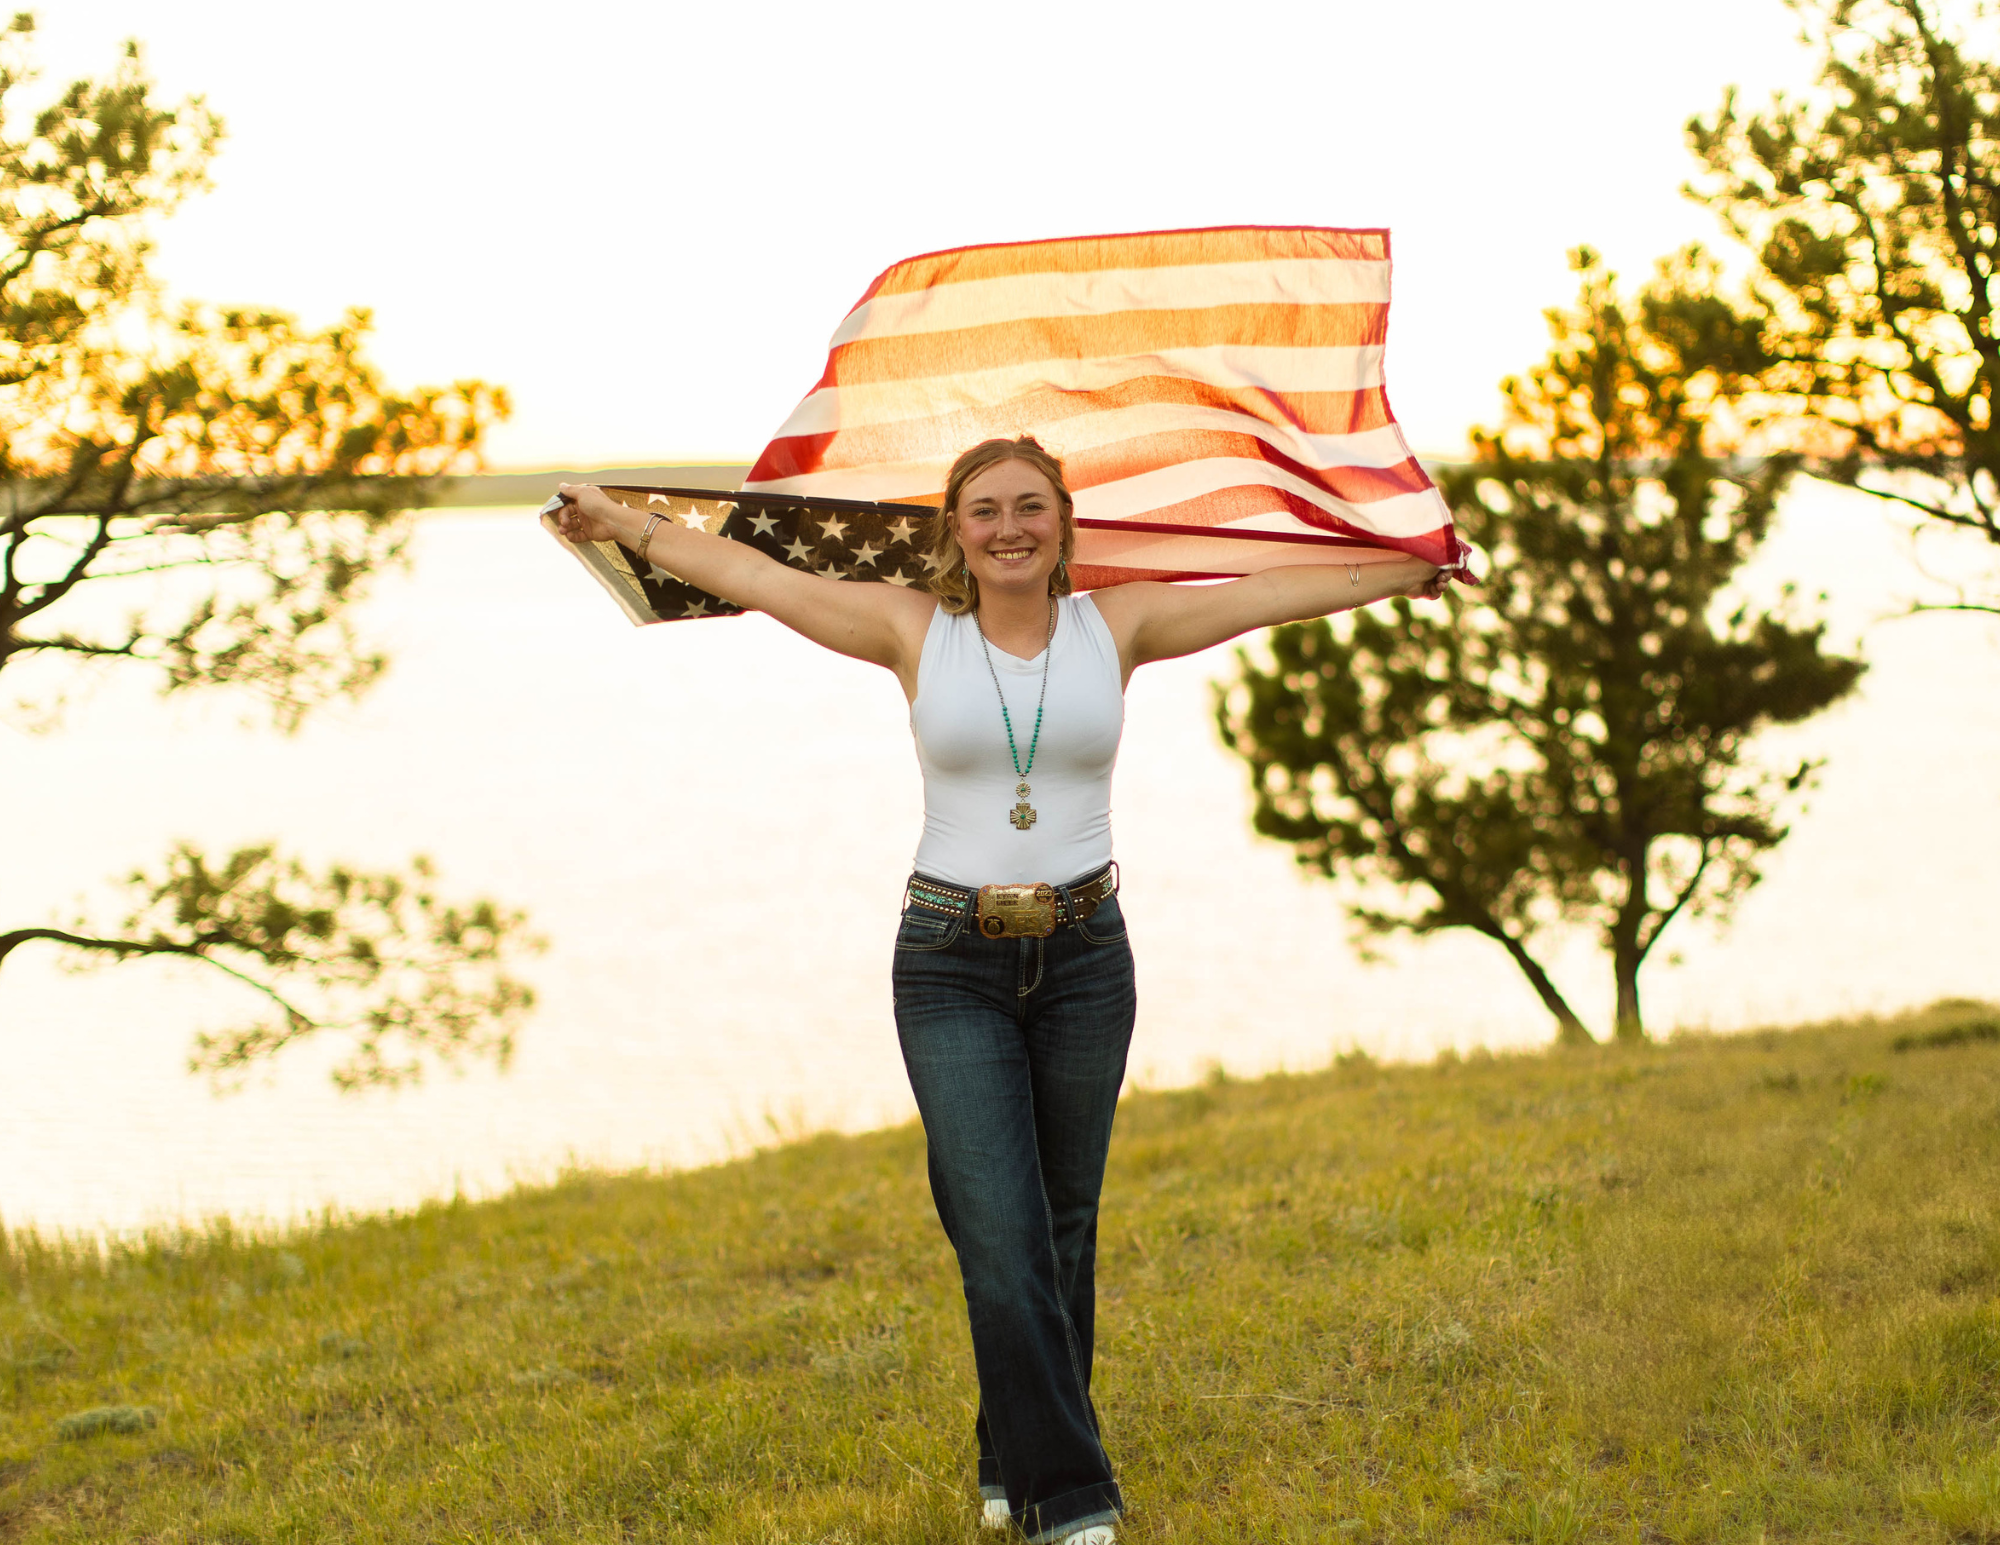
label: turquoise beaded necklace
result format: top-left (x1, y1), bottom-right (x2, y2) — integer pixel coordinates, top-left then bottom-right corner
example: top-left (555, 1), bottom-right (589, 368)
top-left (974, 595), bottom-right (1057, 831)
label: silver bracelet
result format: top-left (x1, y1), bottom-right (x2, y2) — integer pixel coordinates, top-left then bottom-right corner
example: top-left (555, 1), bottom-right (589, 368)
top-left (635, 512), bottom-right (666, 565)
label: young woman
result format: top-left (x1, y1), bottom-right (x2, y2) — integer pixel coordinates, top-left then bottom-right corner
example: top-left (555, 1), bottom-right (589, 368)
top-left (553, 438), bottom-right (1442, 1545)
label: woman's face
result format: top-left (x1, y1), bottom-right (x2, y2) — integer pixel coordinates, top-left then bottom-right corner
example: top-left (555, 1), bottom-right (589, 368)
top-left (953, 459), bottom-right (1065, 600)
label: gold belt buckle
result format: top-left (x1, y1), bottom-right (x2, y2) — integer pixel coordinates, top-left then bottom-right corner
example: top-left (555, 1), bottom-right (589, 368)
top-left (976, 882), bottom-right (1058, 939)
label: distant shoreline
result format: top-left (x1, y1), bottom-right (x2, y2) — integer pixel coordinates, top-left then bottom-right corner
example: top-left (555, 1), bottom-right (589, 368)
top-left (429, 464), bottom-right (752, 508)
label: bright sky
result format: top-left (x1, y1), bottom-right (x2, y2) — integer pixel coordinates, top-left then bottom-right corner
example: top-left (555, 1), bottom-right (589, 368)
top-left (39, 1), bottom-right (1820, 470)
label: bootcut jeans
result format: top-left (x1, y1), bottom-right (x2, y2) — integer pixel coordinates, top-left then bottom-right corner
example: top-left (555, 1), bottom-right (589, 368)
top-left (891, 873), bottom-right (1136, 1544)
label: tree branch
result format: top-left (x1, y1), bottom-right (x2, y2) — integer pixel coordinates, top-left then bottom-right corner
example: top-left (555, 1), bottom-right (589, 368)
top-left (1843, 479), bottom-right (1990, 527)
top-left (4, 634), bottom-right (142, 661)
top-left (0, 926), bottom-right (314, 1030)
top-left (1634, 840), bottom-right (1713, 961)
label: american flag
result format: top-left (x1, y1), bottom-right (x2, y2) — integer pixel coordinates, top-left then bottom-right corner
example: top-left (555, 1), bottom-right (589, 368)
top-left (548, 226), bottom-right (1460, 623)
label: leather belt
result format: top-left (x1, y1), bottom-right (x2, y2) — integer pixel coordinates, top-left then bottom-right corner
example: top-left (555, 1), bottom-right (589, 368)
top-left (905, 863), bottom-right (1117, 935)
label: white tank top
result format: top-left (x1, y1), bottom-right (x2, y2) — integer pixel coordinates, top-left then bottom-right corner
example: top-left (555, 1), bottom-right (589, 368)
top-left (910, 594), bottom-right (1125, 886)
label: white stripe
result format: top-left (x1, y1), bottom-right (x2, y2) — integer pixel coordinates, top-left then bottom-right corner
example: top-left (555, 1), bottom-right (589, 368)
top-left (763, 345), bottom-right (1385, 441)
top-left (1075, 529), bottom-right (1412, 574)
top-left (831, 259), bottom-right (1391, 346)
top-left (1073, 460), bottom-right (1450, 539)
top-left (1034, 402), bottom-right (1416, 472)
top-left (1207, 511), bottom-right (1354, 538)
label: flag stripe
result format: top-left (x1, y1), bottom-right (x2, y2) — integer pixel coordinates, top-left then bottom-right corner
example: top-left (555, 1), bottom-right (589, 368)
top-left (1060, 429), bottom-right (1431, 504)
top-left (1072, 459), bottom-right (1449, 539)
top-left (823, 304), bottom-right (1387, 384)
top-left (1079, 516), bottom-right (1391, 547)
top-left (833, 258), bottom-right (1391, 346)
top-left (1071, 565), bottom-right (1241, 587)
top-left (1086, 489), bottom-right (1447, 566)
top-left (861, 226), bottom-right (1389, 299)
top-left (1075, 526), bottom-right (1418, 575)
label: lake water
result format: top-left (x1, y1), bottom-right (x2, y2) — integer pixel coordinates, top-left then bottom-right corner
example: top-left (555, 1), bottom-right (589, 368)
top-left (5, 484), bottom-right (1996, 1236)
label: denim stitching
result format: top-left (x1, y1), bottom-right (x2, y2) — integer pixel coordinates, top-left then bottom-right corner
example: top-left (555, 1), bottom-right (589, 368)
top-left (1017, 936), bottom-right (1043, 998)
top-left (1025, 1504), bottom-right (1122, 1544)
top-left (894, 902), bottom-right (968, 953)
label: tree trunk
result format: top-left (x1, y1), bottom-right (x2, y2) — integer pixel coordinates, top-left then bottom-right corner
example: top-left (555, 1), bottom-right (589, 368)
top-left (1490, 929), bottom-right (1596, 1046)
top-left (1610, 841), bottom-right (1650, 1042)
top-left (1613, 947), bottom-right (1645, 1042)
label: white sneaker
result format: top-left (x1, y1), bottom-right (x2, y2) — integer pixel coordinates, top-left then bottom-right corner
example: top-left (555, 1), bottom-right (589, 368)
top-left (1059, 1528), bottom-right (1116, 1545)
top-left (982, 1497), bottom-right (1011, 1530)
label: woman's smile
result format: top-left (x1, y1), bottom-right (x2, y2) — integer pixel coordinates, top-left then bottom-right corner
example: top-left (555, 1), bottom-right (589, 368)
top-left (955, 458), bottom-right (1064, 592)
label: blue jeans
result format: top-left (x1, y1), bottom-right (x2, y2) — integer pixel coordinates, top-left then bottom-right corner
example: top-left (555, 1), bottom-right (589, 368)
top-left (891, 875), bottom-right (1135, 1544)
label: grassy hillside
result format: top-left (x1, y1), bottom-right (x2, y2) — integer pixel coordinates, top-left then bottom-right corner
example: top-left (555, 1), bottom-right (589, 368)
top-left (4, 1003), bottom-right (1998, 1544)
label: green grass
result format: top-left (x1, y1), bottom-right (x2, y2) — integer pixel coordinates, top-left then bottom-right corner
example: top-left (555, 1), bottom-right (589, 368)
top-left (5, 1001), bottom-right (1999, 1544)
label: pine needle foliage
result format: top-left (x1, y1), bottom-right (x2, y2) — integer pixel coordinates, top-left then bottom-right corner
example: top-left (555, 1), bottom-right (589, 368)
top-left (0, 17), bottom-right (531, 1088)
top-left (1689, 0), bottom-right (2000, 612)
top-left (0, 14), bottom-right (508, 728)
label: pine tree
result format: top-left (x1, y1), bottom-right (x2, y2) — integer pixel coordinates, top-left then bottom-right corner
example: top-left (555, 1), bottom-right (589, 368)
top-left (0, 20), bottom-right (536, 1088)
top-left (1217, 251), bottom-right (1866, 1043)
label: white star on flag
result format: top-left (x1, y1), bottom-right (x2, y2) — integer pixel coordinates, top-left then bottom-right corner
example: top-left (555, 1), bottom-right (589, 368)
top-left (749, 512), bottom-right (779, 537)
top-left (784, 537), bottom-right (814, 563)
top-left (682, 598), bottom-right (711, 618)
top-left (851, 541), bottom-right (882, 567)
top-left (888, 517), bottom-right (918, 542)
top-left (817, 515), bottom-right (848, 543)
top-left (884, 570), bottom-right (916, 587)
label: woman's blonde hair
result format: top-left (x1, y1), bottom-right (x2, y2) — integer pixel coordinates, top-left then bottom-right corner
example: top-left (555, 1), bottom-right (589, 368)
top-left (924, 436), bottom-right (1077, 614)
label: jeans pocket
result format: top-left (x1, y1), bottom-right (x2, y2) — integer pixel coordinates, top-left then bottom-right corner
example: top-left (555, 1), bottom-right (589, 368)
top-left (1075, 893), bottom-right (1127, 945)
top-left (895, 904), bottom-right (966, 952)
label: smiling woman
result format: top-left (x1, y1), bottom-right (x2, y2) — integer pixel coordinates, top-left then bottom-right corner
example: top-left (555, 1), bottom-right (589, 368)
top-left (553, 435), bottom-right (1439, 1545)
top-left (925, 438), bottom-right (1078, 624)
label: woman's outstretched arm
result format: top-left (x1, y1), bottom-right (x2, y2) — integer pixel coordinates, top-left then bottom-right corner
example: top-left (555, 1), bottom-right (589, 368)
top-left (552, 484), bottom-right (936, 695)
top-left (1090, 556), bottom-right (1445, 681)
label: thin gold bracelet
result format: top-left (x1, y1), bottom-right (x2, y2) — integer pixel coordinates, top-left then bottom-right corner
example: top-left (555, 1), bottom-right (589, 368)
top-left (636, 512), bottom-right (666, 565)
